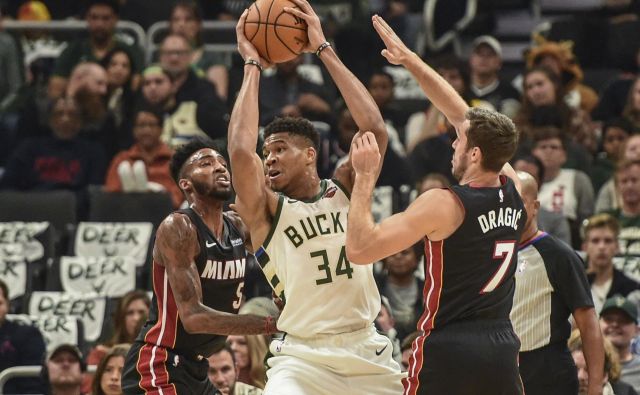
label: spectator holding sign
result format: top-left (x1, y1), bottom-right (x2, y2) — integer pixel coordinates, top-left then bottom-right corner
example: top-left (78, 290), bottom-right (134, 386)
top-left (0, 279), bottom-right (46, 394)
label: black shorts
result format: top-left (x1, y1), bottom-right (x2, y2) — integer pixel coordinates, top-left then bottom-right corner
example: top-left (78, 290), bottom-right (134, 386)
top-left (404, 319), bottom-right (523, 395)
top-left (519, 343), bottom-right (578, 395)
top-left (121, 341), bottom-right (218, 395)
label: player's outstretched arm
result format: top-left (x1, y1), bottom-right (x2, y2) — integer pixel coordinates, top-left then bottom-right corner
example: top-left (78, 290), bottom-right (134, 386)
top-left (346, 133), bottom-right (458, 263)
top-left (285, 0), bottom-right (388, 187)
top-left (228, 11), bottom-right (274, 233)
top-left (154, 214), bottom-right (277, 335)
top-left (372, 14), bottom-right (468, 129)
top-left (573, 307), bottom-right (605, 395)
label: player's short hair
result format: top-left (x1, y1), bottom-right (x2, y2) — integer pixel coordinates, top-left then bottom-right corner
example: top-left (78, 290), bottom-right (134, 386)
top-left (532, 126), bottom-right (568, 151)
top-left (263, 117), bottom-right (319, 151)
top-left (582, 213), bottom-right (620, 240)
top-left (170, 136), bottom-right (222, 185)
top-left (465, 107), bottom-right (518, 172)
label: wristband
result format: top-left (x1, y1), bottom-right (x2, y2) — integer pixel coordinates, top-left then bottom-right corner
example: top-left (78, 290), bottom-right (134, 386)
top-left (244, 58), bottom-right (263, 72)
top-left (315, 41), bottom-right (332, 57)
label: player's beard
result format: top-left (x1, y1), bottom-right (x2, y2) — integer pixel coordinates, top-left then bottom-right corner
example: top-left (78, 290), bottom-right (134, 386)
top-left (452, 152), bottom-right (468, 181)
top-left (192, 179), bottom-right (232, 201)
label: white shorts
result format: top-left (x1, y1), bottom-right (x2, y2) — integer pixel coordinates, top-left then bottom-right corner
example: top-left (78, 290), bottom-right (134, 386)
top-left (263, 325), bottom-right (406, 395)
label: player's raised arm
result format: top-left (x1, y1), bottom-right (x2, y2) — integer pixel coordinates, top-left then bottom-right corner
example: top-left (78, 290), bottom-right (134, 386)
top-left (154, 214), bottom-right (277, 335)
top-left (372, 14), bottom-right (468, 129)
top-left (228, 11), bottom-right (275, 229)
top-left (285, 0), bottom-right (388, 188)
top-left (346, 133), bottom-right (458, 264)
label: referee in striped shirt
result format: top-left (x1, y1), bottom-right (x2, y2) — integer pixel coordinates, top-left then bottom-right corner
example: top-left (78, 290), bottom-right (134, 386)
top-left (510, 171), bottom-right (604, 394)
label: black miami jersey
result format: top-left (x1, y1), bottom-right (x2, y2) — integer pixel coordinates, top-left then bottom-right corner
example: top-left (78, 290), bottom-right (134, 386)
top-left (136, 208), bottom-right (248, 359)
top-left (420, 176), bottom-right (526, 332)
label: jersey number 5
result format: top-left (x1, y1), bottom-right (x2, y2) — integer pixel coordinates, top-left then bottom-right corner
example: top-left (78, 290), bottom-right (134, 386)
top-left (480, 240), bottom-right (516, 294)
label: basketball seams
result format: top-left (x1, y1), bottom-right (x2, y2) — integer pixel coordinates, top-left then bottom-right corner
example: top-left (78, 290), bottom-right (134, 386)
top-left (264, 0), bottom-right (277, 63)
top-left (274, 26), bottom-right (304, 56)
top-left (244, 3), bottom-right (261, 42)
top-left (244, 22), bottom-right (307, 32)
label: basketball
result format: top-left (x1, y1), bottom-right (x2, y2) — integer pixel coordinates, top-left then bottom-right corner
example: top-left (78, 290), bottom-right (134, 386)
top-left (244, 0), bottom-right (309, 64)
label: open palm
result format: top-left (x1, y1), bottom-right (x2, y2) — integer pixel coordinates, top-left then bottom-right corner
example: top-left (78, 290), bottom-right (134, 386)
top-left (372, 15), bottom-right (411, 65)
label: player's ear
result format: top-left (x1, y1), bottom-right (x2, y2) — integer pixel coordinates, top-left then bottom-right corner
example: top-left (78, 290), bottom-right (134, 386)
top-left (306, 146), bottom-right (316, 164)
top-left (179, 178), bottom-right (192, 194)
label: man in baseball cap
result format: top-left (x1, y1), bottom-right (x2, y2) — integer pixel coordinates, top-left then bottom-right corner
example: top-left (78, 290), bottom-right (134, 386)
top-left (600, 295), bottom-right (640, 390)
top-left (44, 343), bottom-right (86, 395)
top-left (468, 35), bottom-right (520, 118)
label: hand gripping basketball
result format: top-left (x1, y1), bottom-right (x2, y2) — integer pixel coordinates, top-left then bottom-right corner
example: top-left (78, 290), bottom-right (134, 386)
top-left (236, 9), bottom-right (272, 68)
top-left (282, 0), bottom-right (327, 53)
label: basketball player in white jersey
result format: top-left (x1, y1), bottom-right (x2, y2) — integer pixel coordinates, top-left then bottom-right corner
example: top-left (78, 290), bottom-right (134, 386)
top-left (227, 1), bottom-right (404, 394)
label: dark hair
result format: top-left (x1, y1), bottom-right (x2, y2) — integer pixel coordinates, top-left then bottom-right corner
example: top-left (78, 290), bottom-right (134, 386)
top-left (170, 1), bottom-right (204, 47)
top-left (532, 126), bottom-right (568, 151)
top-left (170, 136), bottom-right (222, 184)
top-left (109, 290), bottom-right (150, 346)
top-left (400, 331), bottom-right (421, 352)
top-left (368, 69), bottom-right (395, 87)
top-left (263, 117), bottom-right (319, 151)
top-left (91, 345), bottom-right (130, 395)
top-left (0, 278), bottom-right (8, 301)
top-left (604, 117), bottom-right (634, 135)
top-left (85, 0), bottom-right (119, 15)
top-left (211, 343), bottom-right (236, 365)
top-left (431, 53), bottom-right (470, 96)
top-left (512, 154), bottom-right (545, 185)
top-left (132, 104), bottom-right (164, 127)
top-left (523, 66), bottom-right (564, 100)
top-left (465, 107), bottom-right (519, 172)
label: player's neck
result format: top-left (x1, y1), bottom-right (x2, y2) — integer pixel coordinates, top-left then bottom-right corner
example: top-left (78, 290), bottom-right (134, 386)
top-left (285, 172), bottom-right (322, 201)
top-left (520, 227), bottom-right (541, 246)
top-left (461, 169), bottom-right (501, 188)
top-left (190, 200), bottom-right (224, 239)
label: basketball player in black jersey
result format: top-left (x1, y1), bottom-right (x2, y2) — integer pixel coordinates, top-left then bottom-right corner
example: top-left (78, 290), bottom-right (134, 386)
top-left (121, 137), bottom-right (278, 395)
top-left (346, 16), bottom-right (527, 395)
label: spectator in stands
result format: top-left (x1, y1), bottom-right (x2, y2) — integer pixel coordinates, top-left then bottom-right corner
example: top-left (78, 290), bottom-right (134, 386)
top-left (158, 33), bottom-right (228, 146)
top-left (597, 135), bottom-right (640, 213)
top-left (569, 329), bottom-right (638, 395)
top-left (47, 0), bottom-right (143, 100)
top-left (207, 344), bottom-right (263, 395)
top-left (227, 335), bottom-right (268, 389)
top-left (332, 107), bottom-right (412, 189)
top-left (606, 160), bottom-right (640, 281)
top-left (405, 54), bottom-right (469, 153)
top-left (592, 118), bottom-right (632, 196)
top-left (376, 242), bottom-right (423, 341)
top-left (623, 76), bottom-right (640, 133)
top-left (90, 344), bottom-right (129, 395)
top-left (258, 55), bottom-right (332, 126)
top-left (400, 331), bottom-right (421, 373)
top-left (0, 96), bottom-right (107, 191)
top-left (375, 296), bottom-right (402, 365)
top-left (533, 127), bottom-right (594, 248)
top-left (512, 171), bottom-right (603, 395)
top-left (600, 295), bottom-right (640, 392)
top-left (525, 35), bottom-right (599, 114)
top-left (82, 290), bottom-right (149, 393)
top-left (101, 48), bottom-right (136, 132)
top-left (416, 173), bottom-right (450, 195)
top-left (583, 214), bottom-right (640, 313)
top-left (140, 65), bottom-right (175, 112)
top-left (169, 0), bottom-right (229, 100)
top-left (512, 154), bottom-right (572, 245)
top-left (593, 48), bottom-right (639, 123)
top-left (44, 344), bottom-right (86, 395)
top-left (467, 35), bottom-right (520, 119)
top-left (367, 69), bottom-right (406, 156)
top-left (104, 107), bottom-right (184, 208)
top-left (0, 279), bottom-right (46, 394)
top-left (515, 66), bottom-right (597, 158)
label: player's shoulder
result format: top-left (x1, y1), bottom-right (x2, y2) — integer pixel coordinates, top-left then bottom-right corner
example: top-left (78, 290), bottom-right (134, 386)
top-left (157, 212), bottom-right (197, 240)
top-left (533, 233), bottom-right (583, 264)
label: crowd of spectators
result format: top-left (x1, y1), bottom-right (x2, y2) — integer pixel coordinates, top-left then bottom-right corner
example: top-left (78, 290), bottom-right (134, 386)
top-left (2, 0), bottom-right (640, 394)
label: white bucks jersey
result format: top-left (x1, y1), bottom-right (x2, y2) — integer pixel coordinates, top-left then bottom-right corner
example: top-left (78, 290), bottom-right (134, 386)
top-left (255, 179), bottom-right (380, 337)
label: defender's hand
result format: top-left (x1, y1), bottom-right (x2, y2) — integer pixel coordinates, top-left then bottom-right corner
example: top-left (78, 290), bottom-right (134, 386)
top-left (351, 131), bottom-right (381, 177)
top-left (284, 0), bottom-right (327, 53)
top-left (372, 14), bottom-right (412, 65)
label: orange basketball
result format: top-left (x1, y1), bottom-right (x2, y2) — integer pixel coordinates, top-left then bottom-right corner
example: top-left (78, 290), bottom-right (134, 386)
top-left (244, 0), bottom-right (308, 64)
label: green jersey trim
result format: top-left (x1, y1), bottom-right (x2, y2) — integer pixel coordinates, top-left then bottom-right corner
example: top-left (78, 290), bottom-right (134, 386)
top-left (263, 194), bottom-right (284, 249)
top-left (332, 178), bottom-right (351, 200)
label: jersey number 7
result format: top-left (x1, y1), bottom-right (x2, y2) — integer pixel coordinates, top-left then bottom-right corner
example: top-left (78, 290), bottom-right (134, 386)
top-left (480, 240), bottom-right (516, 294)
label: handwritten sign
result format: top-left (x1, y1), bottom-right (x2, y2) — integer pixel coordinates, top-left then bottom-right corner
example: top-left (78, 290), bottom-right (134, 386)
top-left (0, 259), bottom-right (27, 300)
top-left (59, 256), bottom-right (136, 297)
top-left (0, 221), bottom-right (50, 262)
top-left (74, 222), bottom-right (153, 266)
top-left (7, 314), bottom-right (82, 353)
top-left (29, 291), bottom-right (107, 342)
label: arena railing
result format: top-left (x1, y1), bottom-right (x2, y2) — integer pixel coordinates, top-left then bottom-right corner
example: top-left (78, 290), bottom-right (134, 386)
top-left (0, 365), bottom-right (97, 395)
top-left (1, 20), bottom-right (146, 52)
top-left (146, 20), bottom-right (238, 65)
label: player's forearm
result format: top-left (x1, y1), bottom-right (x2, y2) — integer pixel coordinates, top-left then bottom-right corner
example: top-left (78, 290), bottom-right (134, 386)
top-left (346, 173), bottom-right (378, 264)
top-left (401, 52), bottom-right (468, 126)
top-left (320, 47), bottom-right (387, 144)
top-left (228, 66), bottom-right (261, 158)
top-left (574, 307), bottom-right (605, 394)
top-left (183, 307), bottom-right (277, 335)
